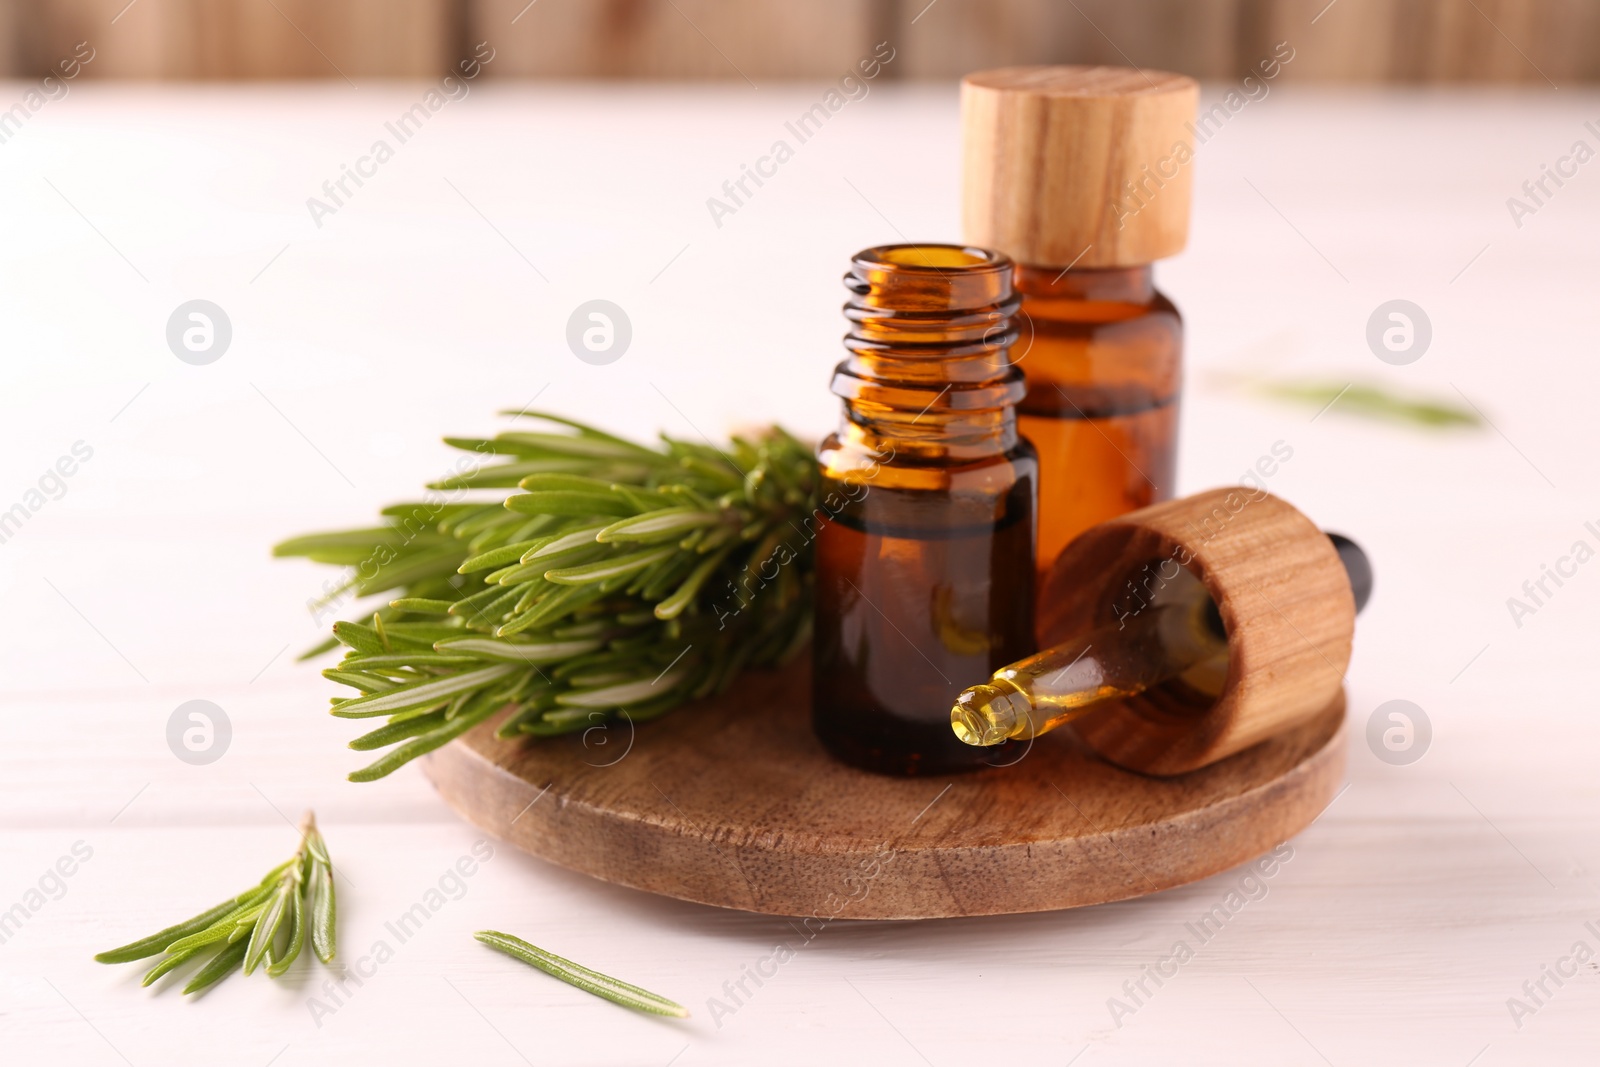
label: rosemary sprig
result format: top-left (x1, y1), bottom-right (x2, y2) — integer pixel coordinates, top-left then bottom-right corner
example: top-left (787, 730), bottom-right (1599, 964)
top-left (275, 412), bottom-right (817, 782)
top-left (474, 930), bottom-right (688, 1018)
top-left (96, 812), bottom-right (336, 994)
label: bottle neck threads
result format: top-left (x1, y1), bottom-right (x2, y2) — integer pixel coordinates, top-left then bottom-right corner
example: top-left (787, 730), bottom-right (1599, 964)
top-left (831, 244), bottom-right (1024, 461)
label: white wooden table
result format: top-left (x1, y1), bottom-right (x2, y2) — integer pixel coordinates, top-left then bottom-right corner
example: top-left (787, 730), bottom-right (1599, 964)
top-left (1, 80), bottom-right (1596, 1066)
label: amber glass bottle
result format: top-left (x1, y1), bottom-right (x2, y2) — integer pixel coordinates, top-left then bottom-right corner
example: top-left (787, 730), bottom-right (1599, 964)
top-left (812, 244), bottom-right (1037, 776)
top-left (962, 66), bottom-right (1199, 578)
top-left (1013, 264), bottom-right (1181, 571)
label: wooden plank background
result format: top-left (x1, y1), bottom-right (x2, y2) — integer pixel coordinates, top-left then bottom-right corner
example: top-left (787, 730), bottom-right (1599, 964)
top-left (0, 0), bottom-right (1594, 82)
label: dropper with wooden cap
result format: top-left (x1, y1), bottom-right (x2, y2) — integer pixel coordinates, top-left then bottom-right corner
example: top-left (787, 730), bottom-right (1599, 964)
top-left (962, 66), bottom-right (1199, 579)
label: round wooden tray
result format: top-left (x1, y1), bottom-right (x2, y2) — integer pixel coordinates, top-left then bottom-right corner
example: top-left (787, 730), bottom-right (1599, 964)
top-left (421, 658), bottom-right (1346, 919)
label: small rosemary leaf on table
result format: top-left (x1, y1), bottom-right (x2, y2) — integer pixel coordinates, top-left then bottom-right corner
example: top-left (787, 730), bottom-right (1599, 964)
top-left (182, 938), bottom-right (250, 996)
top-left (473, 931), bottom-right (688, 1018)
top-left (97, 812), bottom-right (338, 996)
top-left (308, 867), bottom-right (336, 965)
top-left (93, 896), bottom-right (241, 964)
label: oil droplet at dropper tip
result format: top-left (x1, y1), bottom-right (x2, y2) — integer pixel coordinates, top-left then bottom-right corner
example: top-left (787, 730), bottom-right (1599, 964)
top-left (950, 683), bottom-right (1026, 747)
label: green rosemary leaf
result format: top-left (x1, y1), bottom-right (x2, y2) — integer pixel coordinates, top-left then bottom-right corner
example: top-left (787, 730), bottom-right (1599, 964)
top-left (94, 896), bottom-right (242, 964)
top-left (265, 886), bottom-right (305, 978)
top-left (271, 527), bottom-right (405, 559)
top-left (497, 412), bottom-right (670, 457)
top-left (388, 597), bottom-right (459, 614)
top-left (459, 540), bottom-right (544, 574)
top-left (505, 491), bottom-right (637, 517)
top-left (497, 583), bottom-right (611, 637)
top-left (544, 546), bottom-right (677, 585)
top-left (655, 543), bottom-right (738, 620)
top-left (280, 416), bottom-right (816, 781)
top-left (309, 861), bottom-right (336, 965)
top-left (428, 458), bottom-right (595, 490)
top-left (243, 878), bottom-right (292, 976)
top-left (162, 888), bottom-right (277, 955)
top-left (496, 432), bottom-right (656, 462)
top-left (596, 507), bottom-right (723, 544)
top-left (140, 943), bottom-right (208, 987)
top-left (521, 523), bottom-right (610, 562)
top-left (182, 938), bottom-right (250, 996)
top-left (330, 664), bottom-right (519, 718)
top-left (349, 711), bottom-right (447, 750)
top-left (516, 473), bottom-right (633, 494)
top-left (350, 544), bottom-right (467, 595)
top-left (433, 636), bottom-right (605, 663)
top-left (555, 666), bottom-right (691, 708)
top-left (347, 701), bottom-right (502, 782)
top-left (474, 930), bottom-right (688, 1018)
top-left (1251, 378), bottom-right (1483, 429)
top-left (102, 813), bottom-right (337, 995)
top-left (321, 669), bottom-right (400, 694)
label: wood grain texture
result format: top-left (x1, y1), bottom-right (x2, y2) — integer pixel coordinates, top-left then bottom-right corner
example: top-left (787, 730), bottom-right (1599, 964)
top-left (1040, 488), bottom-right (1355, 776)
top-left (470, 0), bottom-right (882, 81)
top-left (10, 0), bottom-right (458, 79)
top-left (962, 65), bottom-right (1198, 268)
top-left (421, 655), bottom-right (1346, 919)
top-left (0, 0), bottom-right (1591, 81)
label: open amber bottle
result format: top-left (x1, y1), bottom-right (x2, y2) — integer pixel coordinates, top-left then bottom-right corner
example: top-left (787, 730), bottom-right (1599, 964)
top-left (813, 244), bottom-right (1037, 776)
top-left (963, 66), bottom-right (1198, 574)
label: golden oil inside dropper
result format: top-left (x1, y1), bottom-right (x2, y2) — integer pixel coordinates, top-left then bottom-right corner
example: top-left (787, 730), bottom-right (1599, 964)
top-left (951, 567), bottom-right (1227, 746)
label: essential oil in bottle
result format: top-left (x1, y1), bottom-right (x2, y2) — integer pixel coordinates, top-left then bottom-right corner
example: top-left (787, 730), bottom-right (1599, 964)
top-left (962, 66), bottom-right (1198, 577)
top-left (812, 244), bottom-right (1037, 776)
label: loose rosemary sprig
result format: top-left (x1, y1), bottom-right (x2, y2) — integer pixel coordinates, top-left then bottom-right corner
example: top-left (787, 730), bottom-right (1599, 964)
top-left (474, 930), bottom-right (688, 1018)
top-left (275, 412), bottom-right (817, 782)
top-left (95, 813), bottom-right (336, 995)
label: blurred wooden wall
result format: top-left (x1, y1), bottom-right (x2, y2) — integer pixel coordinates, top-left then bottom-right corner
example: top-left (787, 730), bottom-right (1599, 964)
top-left (2, 0), bottom-right (1594, 83)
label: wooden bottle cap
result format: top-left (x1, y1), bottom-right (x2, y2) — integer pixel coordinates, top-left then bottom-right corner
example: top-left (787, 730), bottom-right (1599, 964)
top-left (1036, 488), bottom-right (1354, 777)
top-left (961, 66), bottom-right (1199, 269)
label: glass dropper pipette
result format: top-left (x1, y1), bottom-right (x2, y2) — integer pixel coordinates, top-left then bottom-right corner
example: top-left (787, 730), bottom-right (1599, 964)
top-left (951, 534), bottom-right (1371, 747)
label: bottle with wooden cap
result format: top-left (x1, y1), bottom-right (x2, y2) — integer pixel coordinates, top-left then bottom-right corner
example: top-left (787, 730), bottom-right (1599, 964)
top-left (950, 488), bottom-right (1371, 776)
top-left (962, 66), bottom-right (1199, 581)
